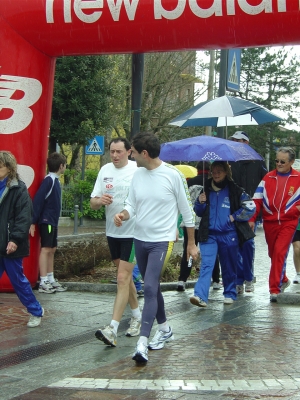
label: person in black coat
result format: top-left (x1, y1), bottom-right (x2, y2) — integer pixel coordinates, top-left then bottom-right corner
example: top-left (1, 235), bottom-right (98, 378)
top-left (228, 131), bottom-right (268, 294)
top-left (0, 151), bottom-right (43, 327)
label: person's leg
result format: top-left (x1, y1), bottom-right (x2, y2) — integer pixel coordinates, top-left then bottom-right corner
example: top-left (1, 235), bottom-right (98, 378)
top-left (112, 259), bottom-right (137, 321)
top-left (95, 237), bottom-right (139, 346)
top-left (192, 236), bottom-right (217, 304)
top-left (136, 241), bottom-right (173, 338)
top-left (3, 257), bottom-right (43, 317)
top-left (38, 224), bottom-right (57, 293)
top-left (292, 230), bottom-right (300, 283)
top-left (264, 221), bottom-right (296, 295)
top-left (218, 232), bottom-right (239, 302)
top-left (212, 255), bottom-right (220, 282)
top-left (133, 240), bottom-right (174, 362)
top-left (177, 227), bottom-right (188, 289)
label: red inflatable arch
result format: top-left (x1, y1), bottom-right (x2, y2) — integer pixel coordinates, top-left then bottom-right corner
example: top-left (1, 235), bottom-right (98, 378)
top-left (0, 0), bottom-right (300, 291)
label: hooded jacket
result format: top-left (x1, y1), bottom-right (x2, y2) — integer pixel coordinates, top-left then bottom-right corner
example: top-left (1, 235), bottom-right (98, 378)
top-left (195, 178), bottom-right (256, 245)
top-left (0, 179), bottom-right (32, 258)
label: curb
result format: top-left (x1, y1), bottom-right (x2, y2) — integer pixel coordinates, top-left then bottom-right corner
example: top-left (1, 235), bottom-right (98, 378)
top-left (62, 281), bottom-right (300, 304)
top-left (62, 280), bottom-right (197, 293)
top-left (277, 291), bottom-right (300, 304)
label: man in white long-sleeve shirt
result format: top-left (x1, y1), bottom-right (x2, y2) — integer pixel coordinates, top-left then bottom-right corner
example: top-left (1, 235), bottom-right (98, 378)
top-left (114, 132), bottom-right (199, 363)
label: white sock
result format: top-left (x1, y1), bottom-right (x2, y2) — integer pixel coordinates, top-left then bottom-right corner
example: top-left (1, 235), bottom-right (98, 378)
top-left (137, 336), bottom-right (148, 346)
top-left (131, 307), bottom-right (141, 320)
top-left (110, 320), bottom-right (119, 334)
top-left (40, 276), bottom-right (47, 284)
top-left (47, 272), bottom-right (55, 283)
top-left (158, 322), bottom-right (170, 332)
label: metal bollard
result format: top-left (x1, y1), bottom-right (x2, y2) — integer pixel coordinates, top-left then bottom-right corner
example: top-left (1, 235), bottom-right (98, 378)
top-left (73, 205), bottom-right (79, 235)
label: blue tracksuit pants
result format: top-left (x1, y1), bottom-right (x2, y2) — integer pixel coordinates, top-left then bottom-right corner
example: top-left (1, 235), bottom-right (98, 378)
top-left (0, 257), bottom-right (43, 317)
top-left (194, 231), bottom-right (239, 303)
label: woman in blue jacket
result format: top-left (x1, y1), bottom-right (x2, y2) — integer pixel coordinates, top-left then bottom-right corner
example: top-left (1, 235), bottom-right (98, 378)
top-left (190, 161), bottom-right (256, 307)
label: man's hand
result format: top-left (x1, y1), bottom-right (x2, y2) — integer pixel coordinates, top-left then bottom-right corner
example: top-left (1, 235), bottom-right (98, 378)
top-left (186, 243), bottom-right (199, 262)
top-left (114, 210), bottom-right (130, 227)
top-left (29, 224), bottom-right (35, 237)
top-left (90, 194), bottom-right (113, 210)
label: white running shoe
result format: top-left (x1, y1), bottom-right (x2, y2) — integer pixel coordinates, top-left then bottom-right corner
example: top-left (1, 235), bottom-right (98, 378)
top-left (245, 281), bottom-right (254, 292)
top-left (132, 342), bottom-right (148, 363)
top-left (27, 307), bottom-right (44, 328)
top-left (190, 295), bottom-right (207, 307)
top-left (177, 281), bottom-right (185, 291)
top-left (281, 279), bottom-right (291, 293)
top-left (51, 279), bottom-right (67, 292)
top-left (125, 317), bottom-right (141, 337)
top-left (293, 274), bottom-right (300, 284)
top-left (213, 282), bottom-right (222, 290)
top-left (224, 297), bottom-right (234, 304)
top-left (148, 327), bottom-right (174, 350)
top-left (236, 285), bottom-right (244, 294)
top-left (95, 325), bottom-right (117, 347)
top-left (38, 280), bottom-right (56, 294)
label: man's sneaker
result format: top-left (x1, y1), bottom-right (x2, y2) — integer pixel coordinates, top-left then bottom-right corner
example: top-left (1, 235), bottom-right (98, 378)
top-left (51, 279), bottom-right (67, 292)
top-left (132, 342), bottom-right (148, 363)
top-left (213, 282), bottom-right (222, 290)
top-left (224, 297), bottom-right (234, 304)
top-left (137, 290), bottom-right (144, 297)
top-left (236, 285), bottom-right (244, 294)
top-left (293, 274), bottom-right (300, 284)
top-left (95, 325), bottom-right (117, 347)
top-left (125, 317), bottom-right (141, 337)
top-left (38, 280), bottom-right (56, 294)
top-left (190, 295), bottom-right (207, 307)
top-left (270, 293), bottom-right (278, 302)
top-left (27, 307), bottom-right (44, 328)
top-left (245, 281), bottom-right (254, 292)
top-left (148, 327), bottom-right (174, 350)
top-left (177, 281), bottom-right (185, 291)
top-left (281, 279), bottom-right (291, 293)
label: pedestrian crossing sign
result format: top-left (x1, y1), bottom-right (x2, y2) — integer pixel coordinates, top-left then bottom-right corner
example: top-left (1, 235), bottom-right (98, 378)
top-left (227, 49), bottom-right (241, 92)
top-left (85, 136), bottom-right (104, 155)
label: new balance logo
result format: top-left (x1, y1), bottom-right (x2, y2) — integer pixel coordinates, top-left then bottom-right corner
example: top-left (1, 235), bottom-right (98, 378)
top-left (0, 75), bottom-right (42, 134)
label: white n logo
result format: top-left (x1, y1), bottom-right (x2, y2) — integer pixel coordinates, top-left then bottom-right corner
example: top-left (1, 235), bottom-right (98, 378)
top-left (0, 75), bottom-right (42, 134)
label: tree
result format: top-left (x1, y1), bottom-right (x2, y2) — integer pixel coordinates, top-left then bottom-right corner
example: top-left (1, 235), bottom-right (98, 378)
top-left (50, 56), bottom-right (114, 169)
top-left (225, 47), bottom-right (300, 167)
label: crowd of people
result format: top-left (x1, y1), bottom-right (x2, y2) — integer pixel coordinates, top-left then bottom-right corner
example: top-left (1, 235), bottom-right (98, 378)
top-left (1, 131), bottom-right (300, 365)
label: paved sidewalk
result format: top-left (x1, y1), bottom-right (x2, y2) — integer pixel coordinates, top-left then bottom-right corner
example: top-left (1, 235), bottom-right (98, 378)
top-left (1, 227), bottom-right (300, 399)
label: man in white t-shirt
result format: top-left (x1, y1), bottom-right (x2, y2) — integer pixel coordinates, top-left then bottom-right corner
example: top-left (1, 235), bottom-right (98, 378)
top-left (114, 132), bottom-right (199, 363)
top-left (90, 138), bottom-right (140, 347)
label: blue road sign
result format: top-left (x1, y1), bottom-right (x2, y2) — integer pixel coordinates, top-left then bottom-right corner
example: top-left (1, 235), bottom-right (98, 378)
top-left (85, 136), bottom-right (105, 155)
top-left (227, 49), bottom-right (241, 92)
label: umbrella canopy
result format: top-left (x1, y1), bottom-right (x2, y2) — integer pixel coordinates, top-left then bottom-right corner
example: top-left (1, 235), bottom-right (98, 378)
top-left (174, 164), bottom-right (197, 178)
top-left (169, 95), bottom-right (282, 128)
top-left (160, 135), bottom-right (263, 162)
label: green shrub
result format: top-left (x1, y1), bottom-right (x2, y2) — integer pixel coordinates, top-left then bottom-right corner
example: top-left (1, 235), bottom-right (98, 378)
top-left (62, 169), bottom-right (105, 220)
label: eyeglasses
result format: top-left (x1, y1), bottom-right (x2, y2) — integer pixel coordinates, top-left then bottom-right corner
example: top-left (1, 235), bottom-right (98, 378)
top-left (275, 160), bottom-right (287, 165)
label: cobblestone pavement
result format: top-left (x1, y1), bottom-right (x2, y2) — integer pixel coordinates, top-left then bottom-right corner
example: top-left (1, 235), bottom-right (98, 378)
top-left (1, 227), bottom-right (300, 400)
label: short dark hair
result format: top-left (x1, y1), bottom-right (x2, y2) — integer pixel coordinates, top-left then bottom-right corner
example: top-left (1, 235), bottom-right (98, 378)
top-left (196, 161), bottom-right (211, 171)
top-left (131, 132), bottom-right (160, 159)
top-left (109, 137), bottom-right (131, 151)
top-left (47, 152), bottom-right (66, 173)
